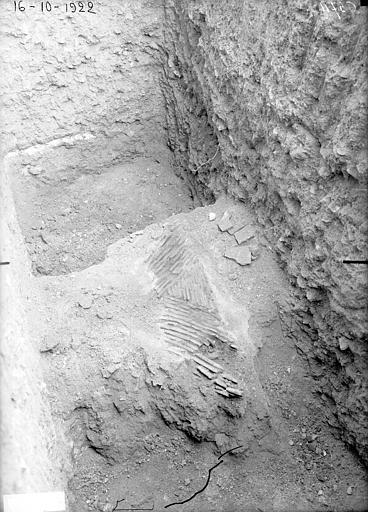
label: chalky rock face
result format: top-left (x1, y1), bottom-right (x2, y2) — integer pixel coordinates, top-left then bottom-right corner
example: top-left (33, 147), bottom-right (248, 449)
top-left (161, 0), bottom-right (368, 462)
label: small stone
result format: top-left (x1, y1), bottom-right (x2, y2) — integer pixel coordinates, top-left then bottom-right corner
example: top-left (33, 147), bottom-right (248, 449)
top-left (289, 440), bottom-right (294, 446)
top-left (184, 478), bottom-right (190, 486)
top-left (40, 334), bottom-right (59, 353)
top-left (40, 233), bottom-right (49, 244)
top-left (307, 434), bottom-right (318, 442)
top-left (347, 486), bottom-right (353, 495)
top-left (228, 273), bottom-right (237, 281)
top-left (318, 490), bottom-right (324, 496)
top-left (28, 166), bottom-right (42, 175)
top-left (339, 337), bottom-right (349, 351)
top-left (234, 225), bottom-right (256, 244)
top-left (224, 246), bottom-right (252, 266)
top-left (96, 308), bottom-right (113, 319)
top-left (208, 212), bottom-right (216, 221)
top-left (218, 211), bottom-right (234, 232)
top-left (78, 295), bottom-right (93, 309)
top-left (115, 223), bottom-right (122, 229)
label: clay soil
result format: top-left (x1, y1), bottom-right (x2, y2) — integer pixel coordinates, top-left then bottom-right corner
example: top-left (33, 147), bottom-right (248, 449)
top-left (12, 158), bottom-right (368, 512)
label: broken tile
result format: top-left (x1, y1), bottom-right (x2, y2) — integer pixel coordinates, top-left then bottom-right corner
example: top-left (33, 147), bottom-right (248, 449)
top-left (234, 225), bottom-right (256, 244)
top-left (28, 166), bottom-right (42, 175)
top-left (222, 373), bottom-right (238, 384)
top-left (224, 246), bottom-right (252, 266)
top-left (226, 387), bottom-right (243, 397)
top-left (218, 210), bottom-right (234, 232)
top-left (197, 366), bottom-right (214, 379)
top-left (215, 388), bottom-right (230, 397)
top-left (228, 222), bottom-right (247, 235)
top-left (214, 378), bottom-right (227, 388)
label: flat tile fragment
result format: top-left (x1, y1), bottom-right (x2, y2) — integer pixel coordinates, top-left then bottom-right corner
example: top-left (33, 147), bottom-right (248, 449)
top-left (226, 387), bottom-right (243, 397)
top-left (215, 388), bottom-right (230, 397)
top-left (234, 225), bottom-right (256, 244)
top-left (224, 246), bottom-right (252, 266)
top-left (196, 366), bottom-right (213, 379)
top-left (228, 222), bottom-right (247, 235)
top-left (222, 373), bottom-right (238, 384)
top-left (218, 210), bottom-right (234, 232)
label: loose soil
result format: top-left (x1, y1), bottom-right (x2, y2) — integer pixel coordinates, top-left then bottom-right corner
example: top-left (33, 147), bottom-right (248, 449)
top-left (12, 161), bottom-right (368, 512)
top-left (12, 164), bottom-right (368, 512)
top-left (12, 156), bottom-right (194, 276)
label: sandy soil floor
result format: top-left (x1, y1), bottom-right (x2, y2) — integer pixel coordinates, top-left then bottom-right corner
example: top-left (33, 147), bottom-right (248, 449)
top-left (12, 157), bottom-right (194, 275)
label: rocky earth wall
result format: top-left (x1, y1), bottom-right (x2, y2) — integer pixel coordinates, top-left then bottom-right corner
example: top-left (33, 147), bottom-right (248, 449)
top-left (161, 0), bottom-right (368, 463)
top-left (0, 0), bottom-right (167, 181)
top-left (0, 165), bottom-right (67, 494)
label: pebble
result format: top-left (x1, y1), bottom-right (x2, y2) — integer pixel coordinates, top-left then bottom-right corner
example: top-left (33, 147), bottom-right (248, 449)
top-left (78, 296), bottom-right (93, 309)
top-left (184, 478), bottom-right (191, 486)
top-left (96, 309), bottom-right (113, 319)
top-left (28, 166), bottom-right (42, 175)
top-left (318, 490), bottom-right (324, 496)
top-left (115, 223), bottom-right (122, 229)
top-left (208, 212), bottom-right (216, 221)
top-left (289, 440), bottom-right (294, 446)
top-left (347, 486), bottom-right (353, 495)
top-left (39, 334), bottom-right (59, 353)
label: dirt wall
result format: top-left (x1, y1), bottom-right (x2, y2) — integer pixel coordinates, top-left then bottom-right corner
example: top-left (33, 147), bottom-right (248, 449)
top-left (161, 0), bottom-right (368, 463)
top-left (0, 164), bottom-right (67, 494)
top-left (0, 0), bottom-right (167, 181)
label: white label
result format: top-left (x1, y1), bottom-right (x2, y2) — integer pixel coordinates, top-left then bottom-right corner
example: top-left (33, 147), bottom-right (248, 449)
top-left (3, 491), bottom-right (65, 512)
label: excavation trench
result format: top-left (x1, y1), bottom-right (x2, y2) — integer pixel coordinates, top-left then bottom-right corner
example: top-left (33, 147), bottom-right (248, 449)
top-left (1, 1), bottom-right (367, 511)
